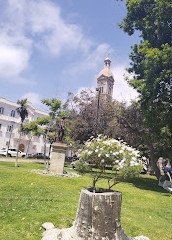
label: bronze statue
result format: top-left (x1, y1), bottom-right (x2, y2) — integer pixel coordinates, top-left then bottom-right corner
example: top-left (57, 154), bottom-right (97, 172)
top-left (57, 117), bottom-right (65, 142)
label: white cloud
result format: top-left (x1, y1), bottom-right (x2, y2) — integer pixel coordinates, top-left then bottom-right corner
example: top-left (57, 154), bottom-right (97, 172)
top-left (0, 27), bottom-right (32, 80)
top-left (0, 40), bottom-right (30, 78)
top-left (26, 0), bottom-right (93, 56)
top-left (21, 92), bottom-right (41, 106)
top-left (67, 43), bottom-right (113, 76)
top-left (5, 0), bottom-right (94, 56)
top-left (0, 0), bottom-right (104, 83)
top-left (111, 64), bottom-right (139, 104)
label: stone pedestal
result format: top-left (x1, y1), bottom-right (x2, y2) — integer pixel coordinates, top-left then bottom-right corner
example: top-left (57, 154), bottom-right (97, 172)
top-left (50, 142), bottom-right (67, 174)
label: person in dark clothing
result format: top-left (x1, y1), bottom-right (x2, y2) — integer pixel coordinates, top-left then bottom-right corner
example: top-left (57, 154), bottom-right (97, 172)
top-left (162, 159), bottom-right (172, 182)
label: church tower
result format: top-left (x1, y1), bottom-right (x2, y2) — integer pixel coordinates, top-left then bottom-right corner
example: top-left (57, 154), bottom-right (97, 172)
top-left (97, 58), bottom-right (114, 99)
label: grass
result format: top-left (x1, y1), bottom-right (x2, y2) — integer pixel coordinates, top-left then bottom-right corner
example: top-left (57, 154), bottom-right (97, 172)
top-left (0, 162), bottom-right (171, 240)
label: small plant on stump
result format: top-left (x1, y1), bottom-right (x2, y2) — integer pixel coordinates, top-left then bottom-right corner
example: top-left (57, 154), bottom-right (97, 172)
top-left (42, 135), bottom-right (150, 240)
top-left (76, 135), bottom-right (143, 191)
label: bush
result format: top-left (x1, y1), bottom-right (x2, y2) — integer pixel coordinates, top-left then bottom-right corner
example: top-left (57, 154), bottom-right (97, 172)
top-left (77, 135), bottom-right (143, 189)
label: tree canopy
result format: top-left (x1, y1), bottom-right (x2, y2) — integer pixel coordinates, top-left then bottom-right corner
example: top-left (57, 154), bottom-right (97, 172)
top-left (16, 99), bottom-right (28, 124)
top-left (119, 0), bottom-right (172, 159)
top-left (119, 0), bottom-right (172, 48)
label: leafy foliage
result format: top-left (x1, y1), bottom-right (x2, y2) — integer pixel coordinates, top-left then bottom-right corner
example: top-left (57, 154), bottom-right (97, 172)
top-left (77, 135), bottom-right (143, 189)
top-left (119, 0), bottom-right (172, 163)
top-left (64, 89), bottom-right (123, 143)
top-left (16, 99), bottom-right (28, 124)
top-left (41, 98), bottom-right (62, 118)
top-left (119, 0), bottom-right (172, 48)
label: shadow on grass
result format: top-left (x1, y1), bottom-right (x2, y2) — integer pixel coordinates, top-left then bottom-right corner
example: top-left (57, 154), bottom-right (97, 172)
top-left (89, 169), bottom-right (171, 195)
top-left (122, 175), bottom-right (171, 195)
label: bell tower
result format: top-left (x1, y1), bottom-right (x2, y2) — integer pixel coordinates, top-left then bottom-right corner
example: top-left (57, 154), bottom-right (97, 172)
top-left (97, 58), bottom-right (114, 99)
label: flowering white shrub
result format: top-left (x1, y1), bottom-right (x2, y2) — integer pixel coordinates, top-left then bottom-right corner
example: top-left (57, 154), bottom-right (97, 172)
top-left (76, 135), bottom-right (143, 189)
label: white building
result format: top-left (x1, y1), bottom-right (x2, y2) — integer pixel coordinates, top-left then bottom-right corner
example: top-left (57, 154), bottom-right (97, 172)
top-left (0, 97), bottom-right (50, 154)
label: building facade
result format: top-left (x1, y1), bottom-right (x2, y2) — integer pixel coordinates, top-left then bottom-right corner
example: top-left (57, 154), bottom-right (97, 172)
top-left (97, 57), bottom-right (114, 99)
top-left (0, 97), bottom-right (49, 154)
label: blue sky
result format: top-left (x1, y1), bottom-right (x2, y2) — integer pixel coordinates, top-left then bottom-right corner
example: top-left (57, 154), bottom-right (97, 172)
top-left (0, 0), bottom-right (140, 111)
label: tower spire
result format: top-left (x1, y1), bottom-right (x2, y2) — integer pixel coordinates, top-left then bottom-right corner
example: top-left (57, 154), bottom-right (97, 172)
top-left (96, 58), bottom-right (114, 100)
top-left (104, 57), bottom-right (111, 68)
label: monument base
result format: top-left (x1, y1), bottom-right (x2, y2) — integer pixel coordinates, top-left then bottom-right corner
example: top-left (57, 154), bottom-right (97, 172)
top-left (50, 142), bottom-right (67, 174)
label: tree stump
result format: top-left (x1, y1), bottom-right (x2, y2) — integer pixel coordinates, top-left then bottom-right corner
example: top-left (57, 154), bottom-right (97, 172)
top-left (42, 187), bottom-right (150, 240)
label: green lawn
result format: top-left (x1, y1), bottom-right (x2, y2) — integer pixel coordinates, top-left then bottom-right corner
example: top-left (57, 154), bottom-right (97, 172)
top-left (0, 162), bottom-right (171, 240)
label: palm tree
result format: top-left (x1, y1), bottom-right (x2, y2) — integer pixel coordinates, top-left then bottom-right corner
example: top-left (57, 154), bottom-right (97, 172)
top-left (15, 99), bottom-right (28, 167)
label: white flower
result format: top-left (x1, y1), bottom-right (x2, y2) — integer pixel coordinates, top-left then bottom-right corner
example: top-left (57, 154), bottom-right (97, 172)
top-left (135, 162), bottom-right (139, 166)
top-left (113, 152), bottom-right (118, 155)
top-left (85, 142), bottom-right (91, 147)
top-left (95, 149), bottom-right (98, 152)
top-left (132, 150), bottom-right (140, 157)
top-left (131, 157), bottom-right (136, 161)
top-left (119, 150), bottom-right (123, 154)
top-left (110, 139), bottom-right (118, 143)
top-left (130, 160), bottom-right (135, 166)
top-left (98, 154), bottom-right (101, 157)
top-left (119, 161), bottom-right (124, 168)
top-left (115, 160), bottom-right (119, 164)
top-left (105, 154), bottom-right (109, 157)
top-left (101, 159), bottom-right (105, 163)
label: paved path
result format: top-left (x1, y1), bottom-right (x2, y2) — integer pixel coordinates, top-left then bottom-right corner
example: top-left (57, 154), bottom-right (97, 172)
top-left (0, 157), bottom-right (45, 163)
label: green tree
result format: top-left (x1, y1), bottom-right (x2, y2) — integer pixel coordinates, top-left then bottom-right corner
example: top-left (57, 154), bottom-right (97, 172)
top-left (119, 0), bottom-right (172, 48)
top-left (119, 0), bottom-right (172, 175)
top-left (64, 89), bottom-right (118, 143)
top-left (15, 99), bottom-right (28, 167)
top-left (41, 98), bottom-right (62, 118)
top-left (41, 98), bottom-right (69, 166)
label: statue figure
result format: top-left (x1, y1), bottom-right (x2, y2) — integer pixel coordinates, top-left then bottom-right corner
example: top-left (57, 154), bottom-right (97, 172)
top-left (57, 117), bottom-right (65, 142)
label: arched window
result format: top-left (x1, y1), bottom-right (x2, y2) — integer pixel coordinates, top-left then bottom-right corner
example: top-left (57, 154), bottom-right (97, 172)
top-left (11, 110), bottom-right (15, 117)
top-left (0, 107), bottom-right (4, 114)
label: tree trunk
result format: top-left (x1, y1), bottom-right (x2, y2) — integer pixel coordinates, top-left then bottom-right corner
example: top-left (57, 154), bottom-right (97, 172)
top-left (47, 144), bottom-right (52, 169)
top-left (148, 142), bottom-right (161, 180)
top-left (44, 140), bottom-right (47, 166)
top-left (15, 131), bottom-right (22, 167)
top-left (42, 188), bottom-right (150, 240)
top-left (73, 187), bottom-right (131, 240)
top-left (26, 135), bottom-right (32, 157)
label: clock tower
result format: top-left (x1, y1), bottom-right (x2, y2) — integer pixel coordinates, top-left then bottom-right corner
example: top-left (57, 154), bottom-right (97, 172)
top-left (97, 58), bottom-right (114, 100)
